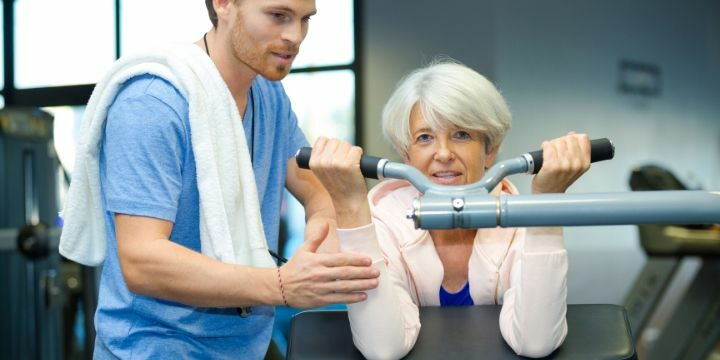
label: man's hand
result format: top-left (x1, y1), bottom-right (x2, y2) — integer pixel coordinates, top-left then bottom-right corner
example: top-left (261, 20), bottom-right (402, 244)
top-left (280, 221), bottom-right (379, 308)
top-left (531, 132), bottom-right (591, 194)
top-left (306, 215), bottom-right (339, 253)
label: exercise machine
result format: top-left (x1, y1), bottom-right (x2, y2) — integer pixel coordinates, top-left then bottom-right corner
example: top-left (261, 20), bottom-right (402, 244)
top-left (294, 139), bottom-right (719, 358)
top-left (623, 165), bottom-right (720, 360)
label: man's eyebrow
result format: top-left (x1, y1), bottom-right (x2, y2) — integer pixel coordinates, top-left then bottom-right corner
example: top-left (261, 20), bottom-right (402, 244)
top-left (267, 5), bottom-right (317, 17)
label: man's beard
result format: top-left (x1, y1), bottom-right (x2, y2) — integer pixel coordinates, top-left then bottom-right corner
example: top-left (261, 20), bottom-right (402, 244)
top-left (231, 24), bottom-right (296, 81)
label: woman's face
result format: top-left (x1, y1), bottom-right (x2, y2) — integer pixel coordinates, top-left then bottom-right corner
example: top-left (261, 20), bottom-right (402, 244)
top-left (405, 104), bottom-right (497, 185)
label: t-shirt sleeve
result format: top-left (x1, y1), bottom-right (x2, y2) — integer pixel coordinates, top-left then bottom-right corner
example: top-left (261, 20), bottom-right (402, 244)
top-left (102, 93), bottom-right (186, 222)
top-left (287, 110), bottom-right (310, 159)
top-left (274, 82), bottom-right (309, 159)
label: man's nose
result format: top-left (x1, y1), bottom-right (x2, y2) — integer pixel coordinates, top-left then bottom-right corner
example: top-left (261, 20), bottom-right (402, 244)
top-left (282, 22), bottom-right (305, 47)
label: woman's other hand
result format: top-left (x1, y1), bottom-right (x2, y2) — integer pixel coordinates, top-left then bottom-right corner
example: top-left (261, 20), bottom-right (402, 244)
top-left (309, 137), bottom-right (372, 228)
top-left (531, 132), bottom-right (591, 194)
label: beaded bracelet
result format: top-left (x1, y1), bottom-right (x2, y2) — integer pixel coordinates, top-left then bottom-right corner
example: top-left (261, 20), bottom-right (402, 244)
top-left (277, 267), bottom-right (289, 306)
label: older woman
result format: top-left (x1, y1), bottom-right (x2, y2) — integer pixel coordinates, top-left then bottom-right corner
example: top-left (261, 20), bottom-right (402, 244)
top-left (309, 60), bottom-right (590, 359)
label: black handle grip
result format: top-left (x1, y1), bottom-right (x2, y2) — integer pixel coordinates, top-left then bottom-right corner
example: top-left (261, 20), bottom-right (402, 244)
top-left (295, 147), bottom-right (385, 179)
top-left (527, 138), bottom-right (615, 175)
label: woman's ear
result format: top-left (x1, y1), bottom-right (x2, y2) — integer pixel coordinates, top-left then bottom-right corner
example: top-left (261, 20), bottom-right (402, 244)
top-left (485, 146), bottom-right (499, 169)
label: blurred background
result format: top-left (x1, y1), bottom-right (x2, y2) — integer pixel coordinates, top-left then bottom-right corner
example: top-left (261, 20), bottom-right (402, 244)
top-left (0, 0), bottom-right (717, 359)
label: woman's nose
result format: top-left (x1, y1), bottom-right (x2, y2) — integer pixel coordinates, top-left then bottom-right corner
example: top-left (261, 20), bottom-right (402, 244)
top-left (434, 142), bottom-right (455, 162)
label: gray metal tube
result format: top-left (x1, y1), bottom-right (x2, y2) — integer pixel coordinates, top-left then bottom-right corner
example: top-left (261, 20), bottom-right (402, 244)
top-left (383, 157), bottom-right (528, 195)
top-left (500, 191), bottom-right (720, 227)
top-left (414, 194), bottom-right (498, 229)
top-left (476, 157), bottom-right (529, 192)
top-left (412, 191), bottom-right (720, 229)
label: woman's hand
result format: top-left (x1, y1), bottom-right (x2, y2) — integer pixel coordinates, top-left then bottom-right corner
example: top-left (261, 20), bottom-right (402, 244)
top-left (309, 137), bottom-right (372, 228)
top-left (531, 132), bottom-right (591, 194)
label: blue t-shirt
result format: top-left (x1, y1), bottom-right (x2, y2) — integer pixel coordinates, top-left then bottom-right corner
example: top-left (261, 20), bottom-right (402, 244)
top-left (94, 73), bottom-right (308, 359)
top-left (439, 282), bottom-right (475, 307)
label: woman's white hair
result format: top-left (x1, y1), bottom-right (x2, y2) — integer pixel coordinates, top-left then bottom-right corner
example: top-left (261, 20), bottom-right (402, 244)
top-left (382, 59), bottom-right (512, 157)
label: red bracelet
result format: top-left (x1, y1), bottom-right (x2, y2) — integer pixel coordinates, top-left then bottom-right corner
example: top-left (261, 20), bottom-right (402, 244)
top-left (277, 267), bottom-right (289, 306)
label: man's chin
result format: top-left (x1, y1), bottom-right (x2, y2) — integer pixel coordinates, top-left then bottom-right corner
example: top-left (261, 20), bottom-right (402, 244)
top-left (259, 66), bottom-right (291, 81)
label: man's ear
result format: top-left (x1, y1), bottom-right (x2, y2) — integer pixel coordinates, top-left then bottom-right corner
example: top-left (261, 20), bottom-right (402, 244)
top-left (213, 0), bottom-right (236, 24)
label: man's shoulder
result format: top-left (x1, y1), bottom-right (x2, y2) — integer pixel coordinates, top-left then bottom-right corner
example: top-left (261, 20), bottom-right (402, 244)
top-left (113, 74), bottom-right (188, 114)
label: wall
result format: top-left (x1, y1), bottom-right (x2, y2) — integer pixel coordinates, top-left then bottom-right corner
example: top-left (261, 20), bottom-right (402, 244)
top-left (363, 0), bottom-right (498, 161)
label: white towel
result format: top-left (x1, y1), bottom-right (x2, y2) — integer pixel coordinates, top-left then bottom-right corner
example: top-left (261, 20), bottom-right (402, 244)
top-left (59, 43), bottom-right (275, 269)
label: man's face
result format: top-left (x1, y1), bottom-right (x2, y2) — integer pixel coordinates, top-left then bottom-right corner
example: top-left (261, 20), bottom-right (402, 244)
top-left (230, 0), bottom-right (316, 80)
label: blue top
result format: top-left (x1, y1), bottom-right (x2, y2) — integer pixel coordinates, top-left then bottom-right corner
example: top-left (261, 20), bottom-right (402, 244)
top-left (94, 73), bottom-right (307, 359)
top-left (439, 282), bottom-right (475, 307)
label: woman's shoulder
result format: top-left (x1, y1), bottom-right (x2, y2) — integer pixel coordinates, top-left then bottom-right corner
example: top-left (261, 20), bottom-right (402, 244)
top-left (366, 179), bottom-right (427, 242)
top-left (368, 179), bottom-right (418, 214)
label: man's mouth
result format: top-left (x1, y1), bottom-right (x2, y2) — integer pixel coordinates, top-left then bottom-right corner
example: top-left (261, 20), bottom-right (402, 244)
top-left (271, 51), bottom-right (296, 64)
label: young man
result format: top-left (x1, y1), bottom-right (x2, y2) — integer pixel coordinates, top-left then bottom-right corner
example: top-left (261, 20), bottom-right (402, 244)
top-left (91, 0), bottom-right (378, 358)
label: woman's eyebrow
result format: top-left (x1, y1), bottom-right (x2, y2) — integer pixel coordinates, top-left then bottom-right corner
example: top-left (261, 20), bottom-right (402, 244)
top-left (412, 127), bottom-right (433, 135)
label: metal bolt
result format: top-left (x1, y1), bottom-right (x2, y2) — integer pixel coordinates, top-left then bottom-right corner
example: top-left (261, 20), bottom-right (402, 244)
top-left (406, 208), bottom-right (415, 220)
top-left (452, 198), bottom-right (464, 211)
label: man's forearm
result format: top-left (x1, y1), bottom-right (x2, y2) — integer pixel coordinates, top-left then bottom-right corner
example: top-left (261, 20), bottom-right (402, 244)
top-left (119, 237), bottom-right (283, 308)
top-left (303, 189), bottom-right (336, 222)
top-left (302, 191), bottom-right (340, 253)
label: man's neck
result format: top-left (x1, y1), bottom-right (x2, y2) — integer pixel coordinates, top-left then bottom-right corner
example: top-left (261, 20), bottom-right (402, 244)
top-left (195, 30), bottom-right (256, 115)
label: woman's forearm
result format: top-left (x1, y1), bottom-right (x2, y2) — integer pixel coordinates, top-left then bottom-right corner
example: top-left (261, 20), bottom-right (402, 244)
top-left (338, 224), bottom-right (420, 360)
top-left (498, 228), bottom-right (568, 358)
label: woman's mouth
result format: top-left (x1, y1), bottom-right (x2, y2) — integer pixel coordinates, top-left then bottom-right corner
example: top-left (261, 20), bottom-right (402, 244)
top-left (430, 171), bottom-right (463, 185)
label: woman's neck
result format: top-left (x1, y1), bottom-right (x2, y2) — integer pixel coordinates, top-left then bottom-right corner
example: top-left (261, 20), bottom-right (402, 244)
top-left (430, 228), bottom-right (476, 246)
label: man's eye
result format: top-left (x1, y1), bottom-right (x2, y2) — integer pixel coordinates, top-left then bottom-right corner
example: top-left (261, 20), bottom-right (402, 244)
top-left (271, 12), bottom-right (288, 21)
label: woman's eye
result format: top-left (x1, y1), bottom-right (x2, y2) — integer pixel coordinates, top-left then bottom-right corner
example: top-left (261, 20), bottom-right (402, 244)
top-left (416, 134), bottom-right (433, 143)
top-left (454, 131), bottom-right (472, 140)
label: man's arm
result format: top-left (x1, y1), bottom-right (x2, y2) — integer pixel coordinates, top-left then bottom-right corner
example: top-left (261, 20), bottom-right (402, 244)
top-left (116, 214), bottom-right (378, 308)
top-left (286, 158), bottom-right (341, 253)
top-left (116, 214), bottom-right (279, 307)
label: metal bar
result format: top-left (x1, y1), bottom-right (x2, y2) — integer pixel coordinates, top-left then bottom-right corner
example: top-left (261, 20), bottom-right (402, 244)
top-left (23, 150), bottom-right (39, 225)
top-left (476, 157), bottom-right (528, 192)
top-left (414, 191), bottom-right (720, 229)
top-left (115, 0), bottom-right (121, 59)
top-left (622, 257), bottom-right (681, 341)
top-left (12, 85), bottom-right (94, 107)
top-left (646, 260), bottom-right (720, 360)
top-left (0, 229), bottom-right (18, 251)
top-left (290, 63), bottom-right (355, 74)
top-left (2, 0), bottom-right (15, 104)
top-left (499, 191), bottom-right (720, 227)
top-left (352, 0), bottom-right (363, 148)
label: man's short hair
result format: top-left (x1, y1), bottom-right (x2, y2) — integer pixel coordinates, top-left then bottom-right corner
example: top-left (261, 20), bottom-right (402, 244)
top-left (206, 0), bottom-right (218, 28)
top-left (206, 0), bottom-right (241, 28)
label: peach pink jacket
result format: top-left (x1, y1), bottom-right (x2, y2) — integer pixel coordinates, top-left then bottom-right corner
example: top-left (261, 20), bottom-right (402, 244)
top-left (337, 179), bottom-right (568, 360)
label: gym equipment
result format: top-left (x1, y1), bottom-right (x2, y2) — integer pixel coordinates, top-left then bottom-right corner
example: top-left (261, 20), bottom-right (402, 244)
top-left (623, 165), bottom-right (720, 360)
top-left (294, 139), bottom-right (720, 359)
top-left (288, 305), bottom-right (636, 359)
top-left (295, 139), bottom-right (719, 230)
top-left (0, 107), bottom-right (62, 360)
